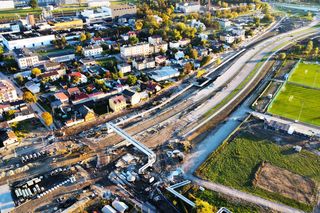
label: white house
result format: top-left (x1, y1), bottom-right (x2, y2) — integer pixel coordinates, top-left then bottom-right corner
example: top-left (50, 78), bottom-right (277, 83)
top-left (120, 43), bottom-right (150, 58)
top-left (82, 45), bottom-right (103, 57)
top-left (13, 48), bottom-right (39, 70)
top-left (117, 63), bottom-right (131, 73)
top-left (190, 19), bottom-right (206, 31)
top-left (175, 51), bottom-right (185, 60)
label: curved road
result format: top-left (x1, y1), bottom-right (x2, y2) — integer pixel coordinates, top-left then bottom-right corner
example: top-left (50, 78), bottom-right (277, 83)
top-left (182, 17), bottom-right (320, 213)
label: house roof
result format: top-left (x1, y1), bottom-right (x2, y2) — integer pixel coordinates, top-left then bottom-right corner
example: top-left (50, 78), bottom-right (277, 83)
top-left (73, 92), bottom-right (89, 101)
top-left (39, 71), bottom-right (59, 79)
top-left (54, 92), bottom-right (69, 101)
top-left (68, 72), bottom-right (82, 78)
top-left (67, 87), bottom-right (80, 95)
top-left (110, 95), bottom-right (126, 105)
top-left (122, 89), bottom-right (136, 97)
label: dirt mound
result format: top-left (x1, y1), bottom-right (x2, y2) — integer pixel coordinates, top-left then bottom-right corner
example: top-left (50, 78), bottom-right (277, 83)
top-left (253, 162), bottom-right (318, 205)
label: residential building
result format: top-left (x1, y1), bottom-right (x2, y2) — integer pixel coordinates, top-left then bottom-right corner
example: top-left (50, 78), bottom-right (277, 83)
top-left (220, 34), bottom-right (235, 44)
top-left (122, 89), bottom-right (140, 105)
top-left (109, 95), bottom-right (127, 112)
top-left (155, 55), bottom-right (167, 65)
top-left (190, 19), bottom-right (206, 31)
top-left (132, 58), bottom-right (155, 71)
top-left (44, 61), bottom-right (60, 71)
top-left (71, 92), bottom-right (90, 105)
top-left (110, 4), bottom-right (137, 19)
top-left (67, 87), bottom-right (81, 96)
top-left (175, 51), bottom-right (185, 60)
top-left (13, 48), bottom-right (39, 70)
top-left (0, 80), bottom-right (18, 103)
top-left (179, 38), bottom-right (191, 47)
top-left (117, 63), bottom-right (131, 74)
top-left (25, 81), bottom-right (40, 94)
top-left (219, 19), bottom-right (232, 28)
top-left (78, 105), bottom-right (95, 122)
top-left (0, 0), bottom-right (14, 10)
top-left (148, 66), bottom-right (180, 82)
top-left (148, 35), bottom-right (162, 45)
top-left (54, 92), bottom-right (69, 104)
top-left (39, 70), bottom-right (60, 81)
top-left (169, 41), bottom-right (180, 49)
top-left (48, 51), bottom-right (75, 63)
top-left (176, 2), bottom-right (201, 14)
top-left (0, 129), bottom-right (17, 148)
top-left (82, 45), bottom-right (103, 57)
top-left (1, 32), bottom-right (55, 50)
top-left (102, 205), bottom-right (116, 213)
top-left (68, 72), bottom-right (88, 84)
top-left (150, 42), bottom-right (168, 54)
top-left (120, 43), bottom-right (150, 58)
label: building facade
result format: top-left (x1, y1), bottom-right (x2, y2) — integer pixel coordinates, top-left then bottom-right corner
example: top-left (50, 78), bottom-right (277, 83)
top-left (0, 80), bottom-right (18, 103)
top-left (13, 48), bottom-right (39, 69)
top-left (82, 45), bottom-right (103, 57)
top-left (120, 43), bottom-right (150, 58)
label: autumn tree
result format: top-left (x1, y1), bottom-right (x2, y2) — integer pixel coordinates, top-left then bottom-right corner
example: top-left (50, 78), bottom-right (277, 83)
top-left (279, 52), bottom-right (286, 60)
top-left (127, 74), bottom-right (137, 86)
top-left (42, 112), bottom-right (53, 127)
top-left (23, 91), bottom-right (36, 103)
top-left (31, 67), bottom-right (41, 76)
top-left (79, 33), bottom-right (87, 43)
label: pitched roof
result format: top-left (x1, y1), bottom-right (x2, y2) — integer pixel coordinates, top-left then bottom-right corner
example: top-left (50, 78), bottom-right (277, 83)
top-left (54, 92), bottom-right (69, 101)
top-left (67, 87), bottom-right (80, 96)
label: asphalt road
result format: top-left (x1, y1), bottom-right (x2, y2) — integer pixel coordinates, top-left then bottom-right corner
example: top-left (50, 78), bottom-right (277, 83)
top-left (180, 17), bottom-right (320, 213)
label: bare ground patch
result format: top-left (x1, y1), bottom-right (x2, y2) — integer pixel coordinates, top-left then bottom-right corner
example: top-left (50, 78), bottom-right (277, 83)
top-left (254, 162), bottom-right (318, 205)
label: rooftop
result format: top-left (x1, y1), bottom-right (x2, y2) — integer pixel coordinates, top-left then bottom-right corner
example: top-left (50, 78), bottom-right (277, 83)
top-left (13, 48), bottom-right (37, 58)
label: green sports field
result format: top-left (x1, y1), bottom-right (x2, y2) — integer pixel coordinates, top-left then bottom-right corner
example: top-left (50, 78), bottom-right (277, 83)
top-left (268, 62), bottom-right (320, 126)
top-left (268, 83), bottom-right (320, 126)
top-left (288, 62), bottom-right (320, 89)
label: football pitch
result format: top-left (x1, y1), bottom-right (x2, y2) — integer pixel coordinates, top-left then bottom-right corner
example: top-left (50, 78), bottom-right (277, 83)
top-left (288, 62), bottom-right (320, 89)
top-left (268, 62), bottom-right (320, 126)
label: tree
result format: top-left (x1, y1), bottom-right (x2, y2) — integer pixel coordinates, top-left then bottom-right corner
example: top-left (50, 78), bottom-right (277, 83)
top-left (30, 0), bottom-right (38, 9)
top-left (254, 17), bottom-right (260, 27)
top-left (197, 69), bottom-right (206, 78)
top-left (79, 33), bottom-right (87, 43)
top-left (42, 112), bottom-right (53, 127)
top-left (118, 71), bottom-right (124, 78)
top-left (195, 198), bottom-right (216, 213)
top-left (200, 56), bottom-right (212, 66)
top-left (183, 63), bottom-right (193, 74)
top-left (216, 58), bottom-right (222, 65)
top-left (85, 32), bottom-right (92, 41)
top-left (0, 45), bottom-right (4, 60)
top-left (189, 49), bottom-right (198, 59)
top-left (129, 36), bottom-right (139, 45)
top-left (23, 91), bottom-right (36, 103)
top-left (75, 45), bottom-right (82, 54)
top-left (279, 52), bottom-right (286, 60)
top-left (15, 74), bottom-right (24, 85)
top-left (127, 74), bottom-right (137, 86)
top-left (31, 67), bottom-right (41, 76)
top-left (135, 21), bottom-right (143, 30)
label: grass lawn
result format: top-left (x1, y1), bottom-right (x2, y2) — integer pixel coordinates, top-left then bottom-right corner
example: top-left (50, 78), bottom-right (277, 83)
top-left (197, 132), bottom-right (320, 212)
top-left (288, 62), bottom-right (320, 89)
top-left (268, 83), bottom-right (320, 126)
top-left (0, 8), bottom-right (42, 18)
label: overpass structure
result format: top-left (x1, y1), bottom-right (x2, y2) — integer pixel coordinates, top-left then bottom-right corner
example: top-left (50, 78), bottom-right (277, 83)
top-left (106, 122), bottom-right (156, 174)
top-left (166, 180), bottom-right (196, 208)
